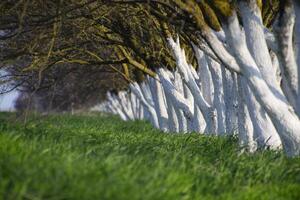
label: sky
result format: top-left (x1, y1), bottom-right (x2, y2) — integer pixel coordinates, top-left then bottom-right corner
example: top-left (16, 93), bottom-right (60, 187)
top-left (0, 69), bottom-right (19, 111)
top-left (0, 90), bottom-right (19, 111)
top-left (0, 32), bottom-right (19, 111)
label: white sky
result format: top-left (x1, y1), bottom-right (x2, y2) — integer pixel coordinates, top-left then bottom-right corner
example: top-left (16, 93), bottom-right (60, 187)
top-left (1, 33), bottom-right (20, 111)
top-left (0, 90), bottom-right (19, 111)
top-left (0, 69), bottom-right (19, 111)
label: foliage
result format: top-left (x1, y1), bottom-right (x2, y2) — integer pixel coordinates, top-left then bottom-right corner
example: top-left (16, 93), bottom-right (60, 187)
top-left (0, 0), bottom-right (282, 111)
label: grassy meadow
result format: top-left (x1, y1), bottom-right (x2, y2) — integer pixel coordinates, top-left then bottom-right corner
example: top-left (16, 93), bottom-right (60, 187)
top-left (0, 112), bottom-right (299, 200)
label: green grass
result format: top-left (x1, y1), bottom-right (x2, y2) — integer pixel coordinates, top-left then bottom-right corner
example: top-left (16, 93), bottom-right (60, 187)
top-left (0, 113), bottom-right (299, 200)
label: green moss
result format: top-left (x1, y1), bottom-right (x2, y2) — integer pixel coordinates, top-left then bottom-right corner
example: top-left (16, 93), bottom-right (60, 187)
top-left (200, 1), bottom-right (222, 31)
top-left (206, 0), bottom-right (234, 18)
top-left (262, 0), bottom-right (280, 27)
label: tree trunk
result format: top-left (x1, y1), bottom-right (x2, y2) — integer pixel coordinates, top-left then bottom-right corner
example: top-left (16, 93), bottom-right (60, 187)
top-left (148, 77), bottom-right (169, 131)
top-left (207, 57), bottom-right (226, 134)
top-left (237, 76), bottom-right (256, 152)
top-left (226, 11), bottom-right (300, 156)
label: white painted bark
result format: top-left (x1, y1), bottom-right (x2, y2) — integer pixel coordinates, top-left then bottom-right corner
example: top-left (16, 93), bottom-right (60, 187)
top-left (158, 69), bottom-right (193, 120)
top-left (176, 108), bottom-right (187, 132)
top-left (125, 92), bottom-right (135, 119)
top-left (156, 71), bottom-right (179, 132)
top-left (138, 102), bottom-right (144, 120)
top-left (148, 76), bottom-right (169, 132)
top-left (202, 30), bottom-right (241, 73)
top-left (213, 30), bottom-right (226, 43)
top-left (193, 45), bottom-right (214, 105)
top-left (165, 93), bottom-right (179, 132)
top-left (243, 79), bottom-right (281, 149)
top-left (129, 92), bottom-right (137, 119)
top-left (106, 102), bottom-right (115, 115)
top-left (295, 1), bottom-right (300, 89)
top-left (294, 1), bottom-right (300, 115)
top-left (226, 11), bottom-right (300, 156)
top-left (193, 45), bottom-right (214, 133)
top-left (238, 1), bottom-right (282, 149)
top-left (173, 71), bottom-right (188, 133)
top-left (222, 68), bottom-right (238, 134)
top-left (168, 37), bottom-right (216, 133)
top-left (135, 98), bottom-right (140, 119)
top-left (142, 104), bottom-right (151, 121)
top-left (237, 76), bottom-right (256, 152)
top-left (192, 104), bottom-right (206, 133)
top-left (270, 51), bottom-right (282, 84)
top-left (183, 82), bottom-right (195, 132)
top-left (275, 1), bottom-right (300, 116)
top-left (107, 92), bottom-right (128, 121)
top-left (207, 57), bottom-right (226, 135)
top-left (93, 0), bottom-right (300, 157)
top-left (239, 1), bottom-right (284, 99)
top-left (130, 83), bottom-right (159, 129)
top-left (122, 92), bottom-right (133, 117)
top-left (140, 81), bottom-right (154, 107)
top-left (195, 39), bottom-right (222, 65)
top-left (118, 91), bottom-right (134, 120)
top-left (264, 28), bottom-right (279, 53)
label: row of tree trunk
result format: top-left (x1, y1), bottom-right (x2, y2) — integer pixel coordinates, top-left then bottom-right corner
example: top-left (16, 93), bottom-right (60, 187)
top-left (93, 0), bottom-right (300, 157)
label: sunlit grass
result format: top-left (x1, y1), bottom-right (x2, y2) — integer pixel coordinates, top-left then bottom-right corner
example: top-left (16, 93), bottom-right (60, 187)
top-left (0, 112), bottom-right (299, 200)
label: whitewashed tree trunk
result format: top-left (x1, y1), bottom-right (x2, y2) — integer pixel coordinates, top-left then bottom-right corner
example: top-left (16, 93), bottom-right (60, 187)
top-left (241, 78), bottom-right (281, 149)
top-left (193, 45), bottom-right (213, 133)
top-left (138, 103), bottom-right (144, 120)
top-left (130, 83), bottom-right (159, 129)
top-left (229, 1), bottom-right (280, 149)
top-left (148, 76), bottom-right (169, 132)
top-left (193, 45), bottom-right (214, 105)
top-left (107, 92), bottom-right (128, 121)
top-left (130, 92), bottom-right (138, 119)
top-left (168, 37), bottom-right (216, 133)
top-left (192, 104), bottom-right (206, 133)
top-left (275, 1), bottom-right (300, 116)
top-left (270, 51), bottom-right (282, 84)
top-left (295, 1), bottom-right (300, 96)
top-left (140, 82), bottom-right (154, 107)
top-left (225, 11), bottom-right (300, 156)
top-left (237, 76), bottom-right (256, 152)
top-left (165, 94), bottom-right (179, 132)
top-left (118, 91), bottom-right (134, 120)
top-left (222, 68), bottom-right (238, 134)
top-left (239, 1), bottom-right (282, 95)
top-left (94, 0), bottom-right (300, 157)
top-left (173, 71), bottom-right (188, 132)
top-left (183, 83), bottom-right (195, 132)
top-left (158, 69), bottom-right (193, 120)
top-left (207, 57), bottom-right (226, 135)
top-left (142, 104), bottom-right (151, 121)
